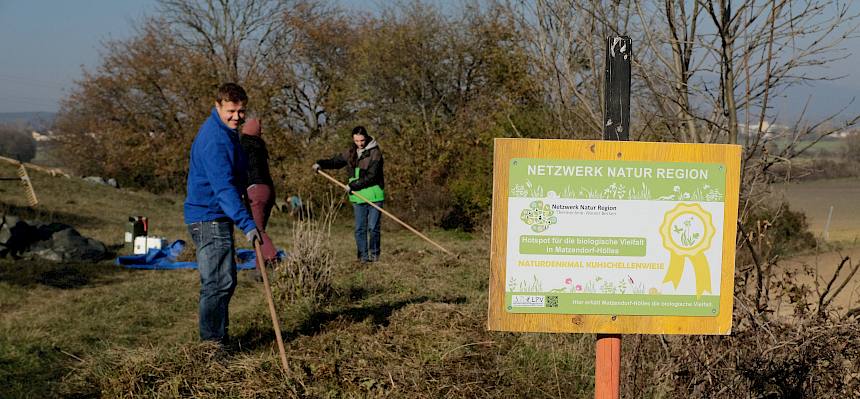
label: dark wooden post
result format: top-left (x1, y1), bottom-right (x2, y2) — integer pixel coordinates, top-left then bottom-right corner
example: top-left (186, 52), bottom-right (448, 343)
top-left (595, 35), bottom-right (631, 399)
top-left (603, 36), bottom-right (632, 141)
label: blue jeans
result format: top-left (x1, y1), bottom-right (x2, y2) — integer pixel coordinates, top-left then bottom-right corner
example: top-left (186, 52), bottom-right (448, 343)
top-left (187, 219), bottom-right (237, 343)
top-left (353, 201), bottom-right (382, 261)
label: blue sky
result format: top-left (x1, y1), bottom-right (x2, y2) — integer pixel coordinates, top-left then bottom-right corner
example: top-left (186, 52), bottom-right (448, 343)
top-left (0, 1), bottom-right (158, 112)
top-left (1, 0), bottom-right (860, 122)
top-left (0, 0), bottom-right (387, 113)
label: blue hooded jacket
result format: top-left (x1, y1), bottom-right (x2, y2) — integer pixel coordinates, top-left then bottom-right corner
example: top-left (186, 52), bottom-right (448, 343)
top-left (183, 108), bottom-right (257, 234)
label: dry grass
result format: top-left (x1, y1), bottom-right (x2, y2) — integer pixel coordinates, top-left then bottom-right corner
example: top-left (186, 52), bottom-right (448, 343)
top-left (46, 234), bottom-right (601, 398)
top-left (272, 198), bottom-right (338, 308)
top-left (1, 163), bottom-right (600, 398)
top-left (621, 303), bottom-right (860, 398)
top-left (774, 177), bottom-right (860, 243)
top-left (59, 341), bottom-right (299, 398)
top-left (4, 161), bottom-right (860, 398)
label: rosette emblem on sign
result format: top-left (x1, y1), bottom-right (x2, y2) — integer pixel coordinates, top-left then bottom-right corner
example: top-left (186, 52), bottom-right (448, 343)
top-left (520, 200), bottom-right (557, 233)
top-left (659, 203), bottom-right (716, 297)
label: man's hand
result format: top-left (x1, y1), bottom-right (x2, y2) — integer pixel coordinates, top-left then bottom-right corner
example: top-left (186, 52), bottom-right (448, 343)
top-left (245, 228), bottom-right (261, 245)
top-left (344, 185), bottom-right (352, 195)
top-left (312, 163), bottom-right (321, 172)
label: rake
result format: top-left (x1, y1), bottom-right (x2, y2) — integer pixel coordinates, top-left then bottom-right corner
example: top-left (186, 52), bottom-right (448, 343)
top-left (253, 240), bottom-right (289, 374)
top-left (0, 162), bottom-right (38, 207)
top-left (315, 169), bottom-right (454, 256)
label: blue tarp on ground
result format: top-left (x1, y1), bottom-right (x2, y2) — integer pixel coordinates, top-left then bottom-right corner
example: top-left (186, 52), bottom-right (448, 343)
top-left (115, 240), bottom-right (283, 270)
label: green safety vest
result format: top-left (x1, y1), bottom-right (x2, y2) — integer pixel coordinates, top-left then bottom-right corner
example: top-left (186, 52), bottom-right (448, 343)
top-left (348, 167), bottom-right (384, 204)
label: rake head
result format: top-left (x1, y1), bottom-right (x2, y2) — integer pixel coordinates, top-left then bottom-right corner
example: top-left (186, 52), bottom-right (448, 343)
top-left (16, 164), bottom-right (38, 207)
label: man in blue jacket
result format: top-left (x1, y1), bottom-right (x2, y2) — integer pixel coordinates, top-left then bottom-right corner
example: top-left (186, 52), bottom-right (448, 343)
top-left (184, 83), bottom-right (260, 345)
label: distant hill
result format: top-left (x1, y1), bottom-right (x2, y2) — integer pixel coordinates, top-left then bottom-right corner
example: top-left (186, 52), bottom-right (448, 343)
top-left (0, 112), bottom-right (57, 131)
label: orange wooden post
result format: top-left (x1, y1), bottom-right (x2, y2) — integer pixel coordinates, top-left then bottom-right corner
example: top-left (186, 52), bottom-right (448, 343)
top-left (595, 334), bottom-right (621, 398)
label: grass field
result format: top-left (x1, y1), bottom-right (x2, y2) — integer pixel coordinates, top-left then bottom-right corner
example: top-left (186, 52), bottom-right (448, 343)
top-left (0, 162), bottom-right (611, 398)
top-left (770, 177), bottom-right (860, 317)
top-left (775, 177), bottom-right (860, 243)
top-left (765, 137), bottom-right (848, 157)
top-left (3, 162), bottom-right (859, 397)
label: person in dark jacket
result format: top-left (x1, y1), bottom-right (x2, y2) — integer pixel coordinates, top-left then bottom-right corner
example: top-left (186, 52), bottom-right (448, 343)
top-left (313, 126), bottom-right (384, 263)
top-left (240, 119), bottom-right (277, 264)
top-left (184, 83), bottom-right (260, 345)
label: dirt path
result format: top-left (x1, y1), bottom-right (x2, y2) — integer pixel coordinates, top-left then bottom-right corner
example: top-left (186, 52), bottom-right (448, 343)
top-left (779, 245), bottom-right (860, 315)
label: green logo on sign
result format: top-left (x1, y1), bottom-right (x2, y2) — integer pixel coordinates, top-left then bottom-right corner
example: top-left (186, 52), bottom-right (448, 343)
top-left (520, 200), bottom-right (557, 233)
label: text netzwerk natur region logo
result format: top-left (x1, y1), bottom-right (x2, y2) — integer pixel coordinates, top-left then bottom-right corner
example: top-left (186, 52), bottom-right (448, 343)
top-left (520, 200), bottom-right (557, 233)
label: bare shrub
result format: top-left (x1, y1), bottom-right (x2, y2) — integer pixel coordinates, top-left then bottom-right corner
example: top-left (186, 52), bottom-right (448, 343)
top-left (621, 210), bottom-right (860, 398)
top-left (0, 125), bottom-right (36, 162)
top-left (272, 196), bottom-right (339, 308)
top-left (622, 315), bottom-right (860, 398)
top-left (621, 279), bottom-right (860, 398)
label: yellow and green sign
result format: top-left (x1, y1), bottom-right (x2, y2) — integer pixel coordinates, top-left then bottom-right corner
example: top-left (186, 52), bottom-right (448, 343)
top-left (488, 139), bottom-right (741, 335)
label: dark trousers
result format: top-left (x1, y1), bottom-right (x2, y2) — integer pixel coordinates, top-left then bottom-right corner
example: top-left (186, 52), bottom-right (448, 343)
top-left (247, 184), bottom-right (277, 261)
top-left (188, 220), bottom-right (237, 343)
top-left (353, 201), bottom-right (383, 261)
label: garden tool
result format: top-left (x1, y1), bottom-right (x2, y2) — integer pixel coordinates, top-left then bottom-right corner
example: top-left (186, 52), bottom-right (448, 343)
top-left (254, 240), bottom-right (289, 373)
top-left (315, 169), bottom-right (454, 256)
top-left (0, 162), bottom-right (37, 207)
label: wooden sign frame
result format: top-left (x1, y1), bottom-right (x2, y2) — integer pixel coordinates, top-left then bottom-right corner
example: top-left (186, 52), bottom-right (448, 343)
top-left (488, 138), bottom-right (741, 335)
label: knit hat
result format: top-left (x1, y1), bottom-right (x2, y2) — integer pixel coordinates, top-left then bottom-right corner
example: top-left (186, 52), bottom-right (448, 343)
top-left (242, 119), bottom-right (261, 136)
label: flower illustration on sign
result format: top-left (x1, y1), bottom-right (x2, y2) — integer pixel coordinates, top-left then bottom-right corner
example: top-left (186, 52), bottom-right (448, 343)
top-left (520, 200), bottom-right (557, 233)
top-left (511, 184), bottom-right (529, 197)
top-left (672, 217), bottom-right (702, 247)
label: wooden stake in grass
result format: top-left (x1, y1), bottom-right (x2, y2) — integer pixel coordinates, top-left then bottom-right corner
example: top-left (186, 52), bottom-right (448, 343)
top-left (315, 169), bottom-right (454, 256)
top-left (253, 240), bottom-right (289, 373)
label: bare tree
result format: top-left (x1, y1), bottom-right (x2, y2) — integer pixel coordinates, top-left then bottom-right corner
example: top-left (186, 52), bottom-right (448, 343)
top-left (159, 0), bottom-right (356, 140)
top-left (507, 1), bottom-right (859, 143)
top-left (158, 0), bottom-right (290, 83)
top-left (507, 0), bottom-right (860, 312)
top-left (503, 0), bottom-right (639, 137)
top-left (631, 0), bottom-right (705, 143)
top-left (273, 1), bottom-right (357, 139)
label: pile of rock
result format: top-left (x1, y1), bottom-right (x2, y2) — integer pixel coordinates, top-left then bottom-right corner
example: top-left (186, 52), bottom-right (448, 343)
top-left (0, 214), bottom-right (107, 261)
